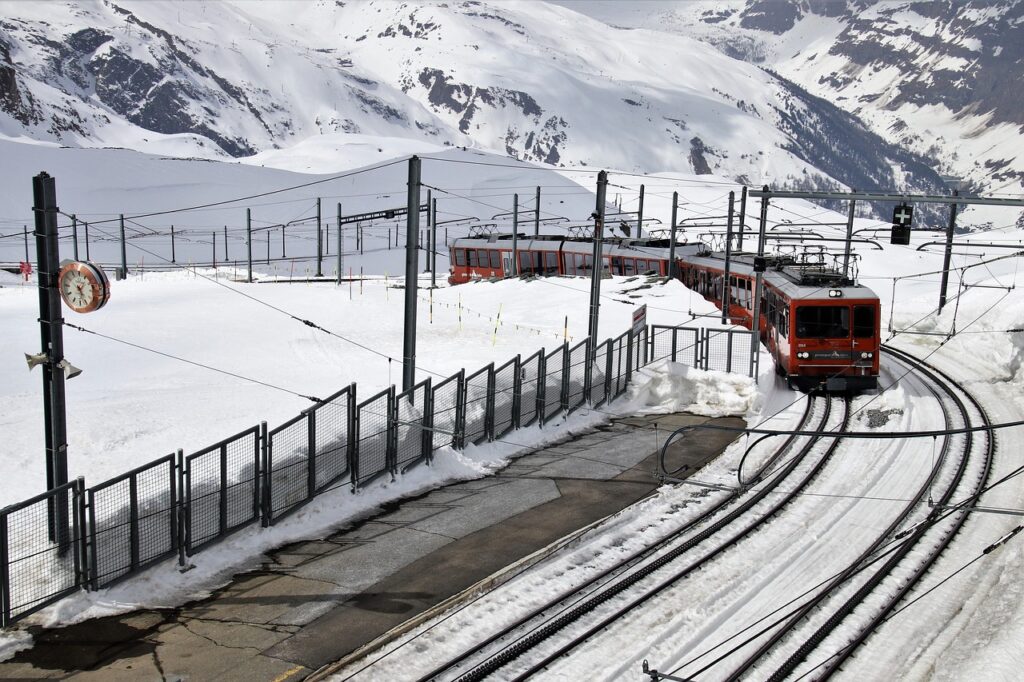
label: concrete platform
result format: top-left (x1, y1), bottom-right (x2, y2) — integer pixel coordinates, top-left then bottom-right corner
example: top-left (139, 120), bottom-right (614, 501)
top-left (0, 412), bottom-right (743, 681)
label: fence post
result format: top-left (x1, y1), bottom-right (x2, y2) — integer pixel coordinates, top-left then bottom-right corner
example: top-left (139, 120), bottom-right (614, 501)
top-left (726, 332), bottom-right (734, 374)
top-left (177, 450), bottom-right (187, 566)
top-left (603, 339), bottom-right (613, 403)
top-left (536, 350), bottom-right (547, 426)
top-left (75, 476), bottom-right (88, 588)
top-left (582, 338), bottom-right (592, 403)
top-left (0, 509), bottom-right (9, 627)
top-left (454, 369), bottom-right (466, 449)
top-left (128, 474), bottom-right (140, 573)
top-left (351, 397), bottom-right (362, 489)
top-left (560, 342), bottom-right (570, 412)
top-left (387, 386), bottom-right (398, 476)
top-left (86, 488), bottom-right (98, 588)
top-left (346, 385), bottom-right (357, 489)
top-left (422, 377), bottom-right (434, 463)
top-left (625, 329), bottom-right (634, 385)
top-left (307, 410), bottom-right (317, 501)
top-left (512, 354), bottom-right (522, 429)
top-left (260, 421), bottom-right (270, 526)
top-left (486, 363), bottom-right (496, 442)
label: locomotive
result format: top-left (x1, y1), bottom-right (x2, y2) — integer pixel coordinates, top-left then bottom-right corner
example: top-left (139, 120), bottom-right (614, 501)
top-left (448, 233), bottom-right (880, 391)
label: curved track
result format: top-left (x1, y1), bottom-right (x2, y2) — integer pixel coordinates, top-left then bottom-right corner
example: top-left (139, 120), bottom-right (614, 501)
top-left (417, 394), bottom-right (851, 681)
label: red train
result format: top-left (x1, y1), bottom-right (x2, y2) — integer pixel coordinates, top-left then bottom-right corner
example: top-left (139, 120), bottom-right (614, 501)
top-left (448, 233), bottom-right (880, 391)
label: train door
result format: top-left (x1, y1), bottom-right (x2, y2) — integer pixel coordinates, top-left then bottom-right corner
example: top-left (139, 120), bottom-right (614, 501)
top-left (503, 252), bottom-right (512, 277)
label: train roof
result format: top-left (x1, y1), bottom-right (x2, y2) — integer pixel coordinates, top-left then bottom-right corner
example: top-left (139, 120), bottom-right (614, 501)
top-left (450, 233), bottom-right (695, 257)
top-left (684, 251), bottom-right (879, 302)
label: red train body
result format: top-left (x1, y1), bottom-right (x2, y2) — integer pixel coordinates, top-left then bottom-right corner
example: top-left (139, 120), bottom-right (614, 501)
top-left (448, 234), bottom-right (880, 391)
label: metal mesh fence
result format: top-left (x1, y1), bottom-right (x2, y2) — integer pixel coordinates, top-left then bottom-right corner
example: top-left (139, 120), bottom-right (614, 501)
top-left (265, 414), bottom-right (311, 523)
top-left (650, 325), bottom-right (701, 366)
top-left (395, 380), bottom-right (430, 473)
top-left (88, 455), bottom-right (177, 589)
top-left (543, 345), bottom-right (566, 423)
top-left (431, 371), bottom-right (462, 452)
top-left (590, 339), bottom-right (610, 407)
top-left (464, 364), bottom-right (493, 445)
top-left (632, 326), bottom-right (647, 372)
top-left (184, 426), bottom-right (260, 554)
top-left (566, 339), bottom-right (589, 413)
top-left (609, 331), bottom-right (630, 398)
top-left (705, 329), bottom-right (757, 376)
top-left (492, 357), bottom-right (518, 439)
top-left (519, 351), bottom-right (542, 428)
top-left (312, 385), bottom-right (353, 492)
top-left (355, 387), bottom-right (394, 487)
top-left (1, 481), bottom-right (83, 626)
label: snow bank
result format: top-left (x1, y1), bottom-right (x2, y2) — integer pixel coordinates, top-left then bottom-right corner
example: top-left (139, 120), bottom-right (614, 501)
top-left (625, 359), bottom-right (757, 418)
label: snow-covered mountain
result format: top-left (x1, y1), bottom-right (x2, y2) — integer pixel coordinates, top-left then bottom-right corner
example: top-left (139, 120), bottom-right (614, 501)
top-left (559, 0), bottom-right (1024, 204)
top-left (0, 0), bottom-right (949, 212)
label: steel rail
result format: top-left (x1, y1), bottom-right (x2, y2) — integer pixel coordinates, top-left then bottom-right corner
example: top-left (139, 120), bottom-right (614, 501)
top-left (430, 396), bottom-right (849, 681)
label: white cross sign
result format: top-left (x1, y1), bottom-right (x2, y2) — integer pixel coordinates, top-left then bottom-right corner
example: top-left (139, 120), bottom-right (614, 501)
top-left (893, 205), bottom-right (913, 226)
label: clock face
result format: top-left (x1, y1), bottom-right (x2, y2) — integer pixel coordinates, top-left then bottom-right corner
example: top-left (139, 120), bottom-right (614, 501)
top-left (58, 261), bottom-right (110, 313)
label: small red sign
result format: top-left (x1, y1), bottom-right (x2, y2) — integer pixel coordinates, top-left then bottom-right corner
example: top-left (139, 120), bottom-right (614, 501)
top-left (19, 261), bottom-right (32, 281)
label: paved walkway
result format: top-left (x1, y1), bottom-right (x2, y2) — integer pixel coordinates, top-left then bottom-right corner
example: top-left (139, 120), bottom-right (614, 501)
top-left (1, 412), bottom-right (743, 681)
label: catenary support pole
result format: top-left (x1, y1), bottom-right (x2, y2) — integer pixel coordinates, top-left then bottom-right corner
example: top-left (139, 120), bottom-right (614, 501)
top-left (342, 204), bottom-right (350, 284)
top-left (246, 209), bottom-right (252, 283)
top-left (534, 186), bottom-right (540, 237)
top-left (425, 189), bottom-right (432, 273)
top-left (119, 214), bottom-right (127, 279)
top-left (938, 190), bottom-right (960, 312)
top-left (431, 198), bottom-right (438, 288)
top-left (668, 192), bottom-right (679, 278)
top-left (24, 225), bottom-right (29, 263)
top-left (637, 184), bottom-right (644, 239)
top-left (84, 221), bottom-right (90, 260)
top-left (402, 155), bottom-right (421, 392)
top-left (316, 197), bottom-right (323, 277)
top-left (750, 186), bottom-right (770, 377)
top-left (722, 191), bottom-right (735, 324)
top-left (224, 225), bottom-right (228, 261)
top-left (737, 185), bottom-right (748, 251)
top-left (587, 171), bottom-right (608, 353)
top-left (512, 193), bottom-right (519, 277)
top-left (212, 231), bottom-right (216, 270)
top-left (71, 214), bottom-right (79, 260)
top-left (170, 225), bottom-right (176, 263)
top-left (32, 172), bottom-right (69, 544)
top-left (842, 199), bottom-right (856, 280)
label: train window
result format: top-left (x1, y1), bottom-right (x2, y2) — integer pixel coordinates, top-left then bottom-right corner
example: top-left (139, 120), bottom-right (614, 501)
top-left (779, 308), bottom-right (789, 337)
top-left (611, 257), bottom-right (623, 275)
top-left (624, 259), bottom-right (636, 276)
top-left (854, 306), bottom-right (875, 337)
top-left (489, 251), bottom-right (501, 269)
top-left (543, 252), bottom-right (557, 274)
top-left (796, 306), bottom-right (850, 339)
top-left (468, 250), bottom-right (479, 267)
top-left (454, 250), bottom-right (466, 266)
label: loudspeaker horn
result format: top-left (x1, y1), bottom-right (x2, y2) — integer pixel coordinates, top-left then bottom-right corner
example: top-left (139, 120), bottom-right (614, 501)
top-left (25, 352), bottom-right (48, 370)
top-left (57, 359), bottom-right (83, 380)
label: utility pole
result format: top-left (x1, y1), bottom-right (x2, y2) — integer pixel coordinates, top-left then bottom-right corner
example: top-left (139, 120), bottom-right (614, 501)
top-left (223, 225), bottom-right (228, 261)
top-left (587, 171), bottom-right (608, 350)
top-left (750, 185), bottom-right (770, 377)
top-left (637, 184), bottom-right (644, 239)
top-left (119, 214), bottom-right (127, 279)
top-left (337, 202), bottom-right (343, 285)
top-left (938, 189), bottom-right (960, 312)
top-left (424, 189), bottom-right (432, 273)
top-left (842, 198), bottom-right (856, 280)
top-left (32, 172), bottom-right (69, 543)
top-left (430, 198), bottom-right (438, 288)
top-left (83, 221), bottom-right (90, 260)
top-left (71, 214), bottom-right (79, 260)
top-left (212, 231), bottom-right (217, 269)
top-left (722, 191), bottom-right (734, 324)
top-left (534, 186), bottom-right (540, 237)
top-left (668, 192), bottom-right (679, 278)
top-left (402, 156), bottom-right (421, 392)
top-left (246, 209), bottom-right (252, 283)
top-left (316, 197), bottom-right (323, 277)
top-left (512, 193), bottom-right (519, 277)
top-left (170, 225), bottom-right (176, 263)
top-left (737, 186), bottom-right (747, 251)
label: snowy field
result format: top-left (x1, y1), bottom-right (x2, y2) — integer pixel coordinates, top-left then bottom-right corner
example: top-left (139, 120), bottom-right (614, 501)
top-left (1, 142), bottom-right (1023, 677)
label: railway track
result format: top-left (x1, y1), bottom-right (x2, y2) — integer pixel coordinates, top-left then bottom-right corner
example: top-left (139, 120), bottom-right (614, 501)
top-left (414, 393), bottom-right (851, 681)
top-left (702, 345), bottom-right (995, 681)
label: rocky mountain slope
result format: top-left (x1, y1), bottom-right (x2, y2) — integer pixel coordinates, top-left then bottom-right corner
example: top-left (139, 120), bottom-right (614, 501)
top-left (0, 0), bottom-right (950, 218)
top-left (560, 0), bottom-right (1023, 208)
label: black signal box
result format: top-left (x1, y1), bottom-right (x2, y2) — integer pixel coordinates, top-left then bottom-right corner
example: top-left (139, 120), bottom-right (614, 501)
top-left (891, 203), bottom-right (913, 245)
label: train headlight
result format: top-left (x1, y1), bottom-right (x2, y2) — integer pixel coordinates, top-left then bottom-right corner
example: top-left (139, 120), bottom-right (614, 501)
top-left (828, 289), bottom-right (843, 298)
top-left (797, 351), bottom-right (810, 359)
top-left (861, 351), bottom-right (873, 359)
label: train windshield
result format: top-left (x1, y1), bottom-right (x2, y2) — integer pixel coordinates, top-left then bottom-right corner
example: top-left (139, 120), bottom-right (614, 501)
top-left (854, 306), bottom-right (875, 338)
top-left (796, 306), bottom-right (850, 339)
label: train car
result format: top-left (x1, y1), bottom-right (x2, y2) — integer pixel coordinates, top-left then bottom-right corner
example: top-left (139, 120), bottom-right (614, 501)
top-left (676, 251), bottom-right (880, 391)
top-left (447, 232), bottom-right (880, 391)
top-left (447, 233), bottom-right (671, 284)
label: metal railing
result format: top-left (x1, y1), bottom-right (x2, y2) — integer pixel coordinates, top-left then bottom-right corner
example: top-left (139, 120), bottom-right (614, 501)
top-left (1, 322), bottom-right (755, 627)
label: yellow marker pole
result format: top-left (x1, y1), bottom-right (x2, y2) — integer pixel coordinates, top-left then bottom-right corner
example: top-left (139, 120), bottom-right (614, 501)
top-left (492, 303), bottom-right (503, 346)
